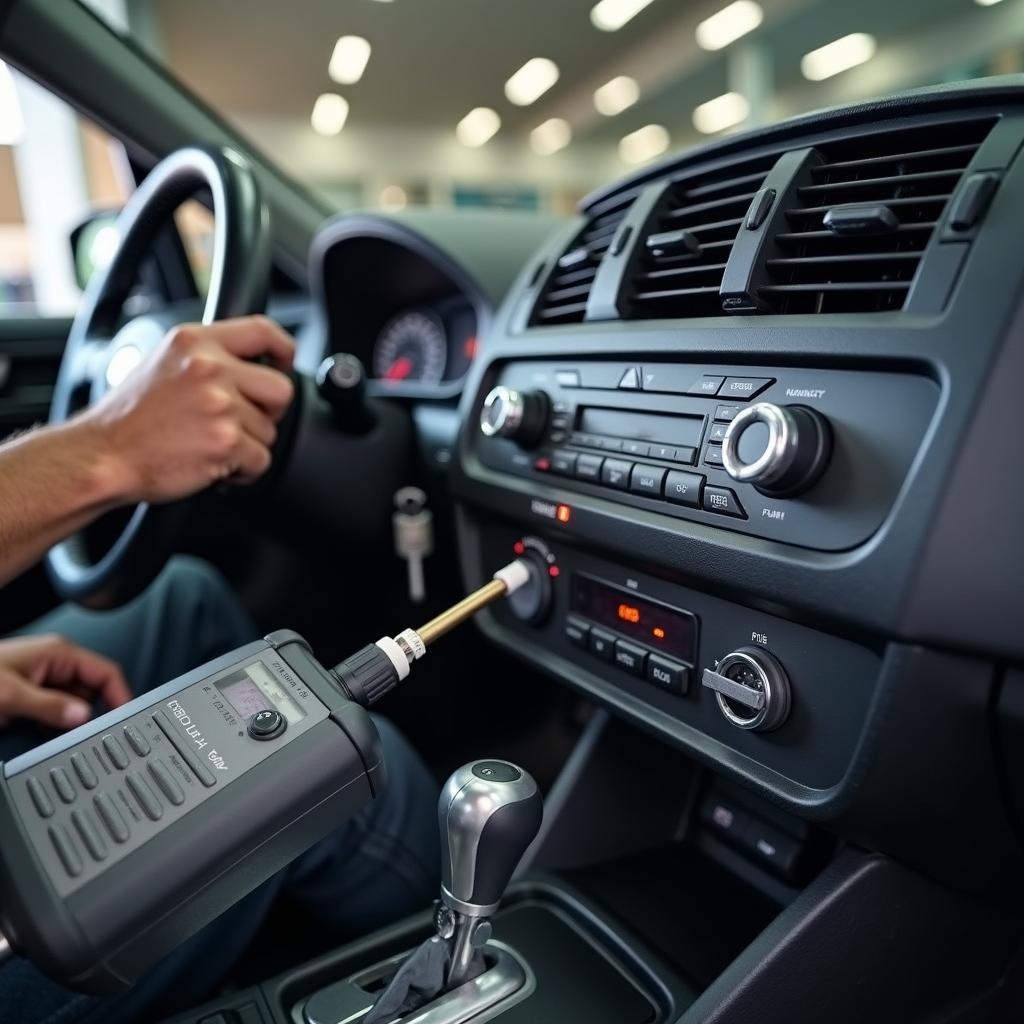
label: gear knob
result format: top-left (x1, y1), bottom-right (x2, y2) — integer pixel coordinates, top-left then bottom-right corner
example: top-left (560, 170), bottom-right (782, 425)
top-left (439, 760), bottom-right (542, 916)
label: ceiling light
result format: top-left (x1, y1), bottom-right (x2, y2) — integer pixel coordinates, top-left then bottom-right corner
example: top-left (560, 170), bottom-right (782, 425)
top-left (531, 118), bottom-right (572, 155)
top-left (594, 76), bottom-right (640, 116)
top-left (505, 58), bottom-right (560, 106)
top-left (590, 0), bottom-right (657, 32)
top-left (975, 0), bottom-right (1005, 5)
top-left (0, 62), bottom-right (24, 146)
top-left (693, 91), bottom-right (749, 134)
top-left (311, 93), bottom-right (349, 135)
top-left (800, 33), bottom-right (877, 81)
top-left (329, 36), bottom-right (372, 85)
top-left (379, 185), bottom-right (408, 210)
top-left (619, 124), bottom-right (669, 164)
top-left (696, 1), bottom-right (764, 50)
top-left (456, 107), bottom-right (501, 147)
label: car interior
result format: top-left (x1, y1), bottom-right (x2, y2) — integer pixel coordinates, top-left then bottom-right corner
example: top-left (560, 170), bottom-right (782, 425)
top-left (0, 0), bottom-right (1023, 1021)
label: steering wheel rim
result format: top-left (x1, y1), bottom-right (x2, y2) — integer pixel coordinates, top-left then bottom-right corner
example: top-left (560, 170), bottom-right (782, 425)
top-left (46, 145), bottom-right (272, 609)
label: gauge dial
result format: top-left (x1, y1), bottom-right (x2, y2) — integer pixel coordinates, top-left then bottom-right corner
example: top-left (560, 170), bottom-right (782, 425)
top-left (373, 310), bottom-right (448, 385)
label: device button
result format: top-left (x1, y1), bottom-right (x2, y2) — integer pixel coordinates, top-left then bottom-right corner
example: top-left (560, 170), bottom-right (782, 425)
top-left (687, 375), bottom-right (725, 397)
top-left (672, 446), bottom-right (697, 465)
top-left (588, 627), bottom-right (616, 662)
top-left (601, 458), bottom-right (632, 490)
top-left (613, 640), bottom-right (647, 677)
top-left (622, 440), bottom-right (649, 457)
top-left (126, 771), bottom-right (164, 821)
top-left (102, 735), bottom-right (129, 770)
top-left (630, 464), bottom-right (667, 497)
top-left (741, 819), bottom-right (801, 879)
top-left (598, 437), bottom-right (623, 452)
top-left (555, 370), bottom-right (580, 388)
top-left (715, 404), bottom-right (741, 423)
top-left (703, 486), bottom-right (746, 518)
top-left (704, 444), bottom-right (724, 467)
top-left (640, 366), bottom-right (693, 394)
top-left (617, 366), bottom-right (641, 390)
top-left (664, 470), bottom-right (704, 508)
top-left (48, 825), bottom-right (83, 878)
top-left (153, 711), bottom-right (217, 788)
top-left (720, 377), bottom-right (773, 402)
top-left (249, 709), bottom-right (286, 740)
top-left (745, 187), bottom-right (777, 230)
top-left (551, 450), bottom-right (577, 476)
top-left (647, 654), bottom-right (690, 695)
top-left (708, 422), bottom-right (729, 444)
top-left (533, 455), bottom-right (552, 473)
top-left (575, 453), bottom-right (604, 481)
top-left (148, 759), bottom-right (186, 806)
top-left (71, 808), bottom-right (108, 862)
top-left (123, 725), bottom-right (151, 758)
top-left (948, 172), bottom-right (998, 231)
top-left (93, 793), bottom-right (130, 844)
top-left (565, 615), bottom-right (591, 648)
top-left (70, 752), bottom-right (98, 790)
top-left (700, 795), bottom-right (751, 844)
top-left (49, 767), bottom-right (76, 804)
top-left (27, 776), bottom-right (54, 818)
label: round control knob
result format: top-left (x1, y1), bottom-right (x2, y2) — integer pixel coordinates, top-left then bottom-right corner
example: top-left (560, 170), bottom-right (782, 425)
top-left (316, 352), bottom-right (376, 435)
top-left (721, 403), bottom-right (831, 497)
top-left (479, 386), bottom-right (550, 448)
top-left (702, 647), bottom-right (790, 732)
top-left (248, 708), bottom-right (286, 740)
top-left (506, 549), bottom-right (553, 626)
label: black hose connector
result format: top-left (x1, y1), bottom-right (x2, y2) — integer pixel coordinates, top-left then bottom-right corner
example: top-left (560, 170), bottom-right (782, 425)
top-left (332, 643), bottom-right (400, 707)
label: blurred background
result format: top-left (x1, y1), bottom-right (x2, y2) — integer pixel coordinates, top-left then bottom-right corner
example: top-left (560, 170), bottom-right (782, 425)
top-left (1, 0), bottom-right (1022, 314)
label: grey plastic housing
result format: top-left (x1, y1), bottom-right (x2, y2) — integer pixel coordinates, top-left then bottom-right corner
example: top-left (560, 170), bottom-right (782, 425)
top-left (0, 631), bottom-right (384, 993)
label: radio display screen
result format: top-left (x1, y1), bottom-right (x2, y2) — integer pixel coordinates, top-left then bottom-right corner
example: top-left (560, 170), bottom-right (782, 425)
top-left (571, 574), bottom-right (697, 664)
top-left (578, 408), bottom-right (703, 448)
top-left (217, 661), bottom-right (306, 724)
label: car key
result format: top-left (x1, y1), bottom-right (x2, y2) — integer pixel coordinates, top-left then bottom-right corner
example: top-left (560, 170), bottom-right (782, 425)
top-left (393, 486), bottom-right (433, 602)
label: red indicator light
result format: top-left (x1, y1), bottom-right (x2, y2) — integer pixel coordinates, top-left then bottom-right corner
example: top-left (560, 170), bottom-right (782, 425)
top-left (617, 603), bottom-right (641, 624)
top-left (652, 626), bottom-right (666, 640)
top-left (513, 540), bottom-right (525, 556)
top-left (534, 456), bottom-right (551, 472)
top-left (556, 504), bottom-right (572, 524)
top-left (464, 336), bottom-right (478, 359)
top-left (548, 565), bottom-right (560, 578)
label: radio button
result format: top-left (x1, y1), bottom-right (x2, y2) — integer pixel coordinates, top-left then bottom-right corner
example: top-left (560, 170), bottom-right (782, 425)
top-left (551, 451), bottom-right (577, 476)
top-left (664, 470), bottom-right (704, 508)
top-left (704, 444), bottom-right (724, 467)
top-left (149, 760), bottom-right (186, 806)
top-left (555, 370), bottom-right (580, 388)
top-left (703, 486), bottom-right (746, 518)
top-left (126, 771), bottom-right (164, 821)
top-left (708, 422), bottom-right (729, 444)
top-left (638, 366), bottom-right (693, 394)
top-left (27, 777), bottom-right (54, 818)
top-left (673, 446), bottom-right (697, 465)
top-left (617, 367), bottom-right (641, 390)
top-left (48, 825), bottom-right (83, 878)
top-left (565, 616), bottom-right (591, 648)
top-left (71, 808), bottom-right (108, 862)
top-left (715, 405), bottom-right (741, 423)
top-left (575, 454), bottom-right (604, 481)
top-left (614, 640), bottom-right (647, 677)
top-left (93, 793), bottom-right (130, 844)
top-left (589, 628), bottom-right (616, 662)
top-left (647, 654), bottom-right (690, 696)
top-left (720, 377), bottom-right (773, 401)
top-left (102, 735), bottom-right (129, 770)
top-left (630, 464), bottom-right (666, 497)
top-left (601, 458), bottom-right (632, 490)
top-left (71, 753), bottom-right (98, 790)
top-left (50, 767), bottom-right (76, 804)
top-left (623, 441), bottom-right (649, 457)
top-left (650, 444), bottom-right (675, 461)
top-left (533, 455), bottom-right (552, 473)
top-left (687, 375), bottom-right (725, 397)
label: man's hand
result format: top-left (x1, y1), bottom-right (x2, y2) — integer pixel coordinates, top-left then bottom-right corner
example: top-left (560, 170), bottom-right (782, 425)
top-left (0, 635), bottom-right (132, 730)
top-left (81, 315), bottom-right (296, 505)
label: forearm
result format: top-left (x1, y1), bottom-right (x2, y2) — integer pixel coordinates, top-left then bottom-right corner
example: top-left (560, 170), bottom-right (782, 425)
top-left (0, 420), bottom-right (128, 588)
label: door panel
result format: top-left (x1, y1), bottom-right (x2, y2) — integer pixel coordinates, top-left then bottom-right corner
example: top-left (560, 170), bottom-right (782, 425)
top-left (0, 316), bottom-right (71, 437)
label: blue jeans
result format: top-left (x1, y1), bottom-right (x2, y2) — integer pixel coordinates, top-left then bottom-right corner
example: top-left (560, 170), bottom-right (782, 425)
top-left (0, 558), bottom-right (440, 1024)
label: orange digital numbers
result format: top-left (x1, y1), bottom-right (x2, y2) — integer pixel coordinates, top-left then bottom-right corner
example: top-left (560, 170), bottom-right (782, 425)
top-left (652, 626), bottom-right (667, 640)
top-left (617, 603), bottom-right (641, 624)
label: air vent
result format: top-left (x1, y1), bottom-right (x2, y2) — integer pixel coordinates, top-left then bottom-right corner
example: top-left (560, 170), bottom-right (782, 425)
top-left (532, 196), bottom-right (633, 325)
top-left (626, 156), bottom-right (776, 319)
top-left (759, 117), bottom-right (996, 314)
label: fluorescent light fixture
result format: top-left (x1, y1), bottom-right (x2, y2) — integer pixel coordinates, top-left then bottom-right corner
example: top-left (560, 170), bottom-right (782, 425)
top-left (594, 75), bottom-right (640, 116)
top-left (975, 0), bottom-right (1005, 5)
top-left (311, 93), bottom-right (349, 135)
top-left (456, 107), bottom-right (501, 147)
top-left (531, 118), bottom-right (572, 155)
top-left (329, 36), bottom-right (371, 85)
top-left (619, 124), bottom-right (669, 165)
top-left (693, 91), bottom-right (749, 133)
top-left (801, 33), bottom-right (876, 81)
top-left (591, 0), bottom-right (657, 32)
top-left (0, 62), bottom-right (24, 146)
top-left (696, 0), bottom-right (763, 50)
top-left (379, 185), bottom-right (408, 210)
top-left (505, 58), bottom-right (560, 106)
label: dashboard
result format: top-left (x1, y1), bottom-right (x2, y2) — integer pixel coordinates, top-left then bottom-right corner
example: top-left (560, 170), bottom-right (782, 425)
top-left (370, 301), bottom-right (476, 386)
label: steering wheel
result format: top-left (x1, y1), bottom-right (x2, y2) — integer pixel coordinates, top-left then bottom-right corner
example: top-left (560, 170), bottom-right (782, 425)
top-left (46, 146), bottom-right (272, 610)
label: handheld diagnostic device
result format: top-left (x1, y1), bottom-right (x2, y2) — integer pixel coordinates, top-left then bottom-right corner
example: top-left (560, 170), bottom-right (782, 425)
top-left (0, 561), bottom-right (531, 994)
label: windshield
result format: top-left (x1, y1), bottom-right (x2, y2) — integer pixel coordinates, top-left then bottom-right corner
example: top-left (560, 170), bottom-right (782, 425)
top-left (98, 0), bottom-right (1021, 213)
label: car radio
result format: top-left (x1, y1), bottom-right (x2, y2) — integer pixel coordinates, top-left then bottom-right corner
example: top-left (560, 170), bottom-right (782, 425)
top-left (472, 360), bottom-right (938, 551)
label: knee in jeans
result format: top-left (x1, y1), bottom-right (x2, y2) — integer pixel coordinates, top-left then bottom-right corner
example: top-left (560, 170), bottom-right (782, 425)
top-left (154, 556), bottom-right (236, 613)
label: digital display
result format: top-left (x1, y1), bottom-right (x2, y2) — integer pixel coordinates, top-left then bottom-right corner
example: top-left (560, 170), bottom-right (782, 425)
top-left (578, 408), bottom-right (703, 448)
top-left (217, 661), bottom-right (306, 725)
top-left (572, 574), bottom-right (697, 664)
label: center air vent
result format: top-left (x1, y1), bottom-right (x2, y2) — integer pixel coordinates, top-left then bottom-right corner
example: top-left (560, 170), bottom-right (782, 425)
top-left (759, 117), bottom-right (996, 314)
top-left (532, 196), bottom-right (633, 325)
top-left (625, 156), bottom-right (776, 319)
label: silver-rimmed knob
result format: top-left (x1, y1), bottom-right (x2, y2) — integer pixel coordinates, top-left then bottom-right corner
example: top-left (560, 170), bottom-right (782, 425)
top-left (479, 386), bottom-right (550, 448)
top-left (702, 647), bottom-right (791, 732)
top-left (721, 402), bottom-right (830, 497)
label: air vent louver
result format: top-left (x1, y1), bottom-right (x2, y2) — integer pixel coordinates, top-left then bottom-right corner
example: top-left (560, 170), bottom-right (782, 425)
top-left (532, 196), bottom-right (634, 324)
top-left (626, 156), bottom-right (777, 319)
top-left (759, 117), bottom-right (996, 314)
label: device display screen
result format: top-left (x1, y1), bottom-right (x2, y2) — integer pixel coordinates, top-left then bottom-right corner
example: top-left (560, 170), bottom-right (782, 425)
top-left (217, 661), bottom-right (306, 724)
top-left (578, 408), bottom-right (704, 448)
top-left (571, 574), bottom-right (697, 664)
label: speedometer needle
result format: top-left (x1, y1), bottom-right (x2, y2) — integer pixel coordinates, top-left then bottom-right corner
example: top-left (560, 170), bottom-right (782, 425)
top-left (384, 356), bottom-right (413, 381)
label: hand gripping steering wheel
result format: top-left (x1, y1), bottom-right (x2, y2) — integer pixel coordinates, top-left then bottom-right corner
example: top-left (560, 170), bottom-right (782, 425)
top-left (46, 146), bottom-right (272, 609)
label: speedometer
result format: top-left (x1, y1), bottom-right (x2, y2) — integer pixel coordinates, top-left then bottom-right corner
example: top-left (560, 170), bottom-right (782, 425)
top-left (373, 310), bottom-right (448, 385)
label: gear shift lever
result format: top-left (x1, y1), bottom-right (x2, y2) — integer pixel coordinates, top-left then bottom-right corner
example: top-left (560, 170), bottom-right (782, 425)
top-left (436, 760), bottom-right (542, 988)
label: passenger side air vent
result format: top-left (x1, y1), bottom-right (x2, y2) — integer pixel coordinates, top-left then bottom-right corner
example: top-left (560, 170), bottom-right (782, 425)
top-left (759, 117), bottom-right (996, 314)
top-left (626, 156), bottom-right (776, 319)
top-left (532, 196), bottom-right (634, 325)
